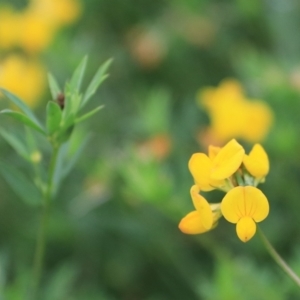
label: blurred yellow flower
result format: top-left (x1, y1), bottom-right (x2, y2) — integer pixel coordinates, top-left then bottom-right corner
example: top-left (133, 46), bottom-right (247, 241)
top-left (0, 55), bottom-right (46, 107)
top-left (198, 79), bottom-right (273, 144)
top-left (29, 0), bottom-right (81, 26)
top-left (0, 0), bottom-right (81, 53)
top-left (0, 7), bottom-right (20, 49)
top-left (221, 186), bottom-right (269, 242)
top-left (18, 11), bottom-right (57, 53)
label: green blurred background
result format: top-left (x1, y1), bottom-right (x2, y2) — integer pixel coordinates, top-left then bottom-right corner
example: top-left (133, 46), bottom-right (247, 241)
top-left (1, 0), bottom-right (300, 299)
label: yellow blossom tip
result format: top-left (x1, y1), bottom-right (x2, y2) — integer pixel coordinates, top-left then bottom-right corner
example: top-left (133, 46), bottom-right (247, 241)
top-left (210, 139), bottom-right (245, 180)
top-left (243, 144), bottom-right (269, 178)
top-left (236, 217), bottom-right (256, 242)
top-left (178, 211), bottom-right (209, 234)
top-left (190, 186), bottom-right (213, 230)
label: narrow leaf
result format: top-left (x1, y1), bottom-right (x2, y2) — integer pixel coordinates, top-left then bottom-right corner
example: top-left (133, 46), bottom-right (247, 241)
top-left (74, 105), bottom-right (104, 124)
top-left (0, 109), bottom-right (45, 134)
top-left (48, 73), bottom-right (61, 100)
top-left (69, 55), bottom-right (88, 94)
top-left (81, 58), bottom-right (112, 109)
top-left (46, 101), bottom-right (62, 135)
top-left (0, 129), bottom-right (30, 160)
top-left (62, 134), bottom-right (91, 179)
top-left (0, 89), bottom-right (43, 127)
top-left (0, 161), bottom-right (42, 205)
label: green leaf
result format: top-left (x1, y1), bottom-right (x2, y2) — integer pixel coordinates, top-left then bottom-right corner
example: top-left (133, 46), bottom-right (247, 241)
top-left (0, 161), bottom-right (42, 205)
top-left (81, 58), bottom-right (112, 109)
top-left (48, 73), bottom-right (61, 100)
top-left (74, 105), bottom-right (104, 124)
top-left (62, 134), bottom-right (91, 178)
top-left (69, 55), bottom-right (88, 94)
top-left (0, 88), bottom-right (43, 127)
top-left (0, 109), bottom-right (45, 134)
top-left (46, 101), bottom-right (62, 135)
top-left (0, 129), bottom-right (30, 160)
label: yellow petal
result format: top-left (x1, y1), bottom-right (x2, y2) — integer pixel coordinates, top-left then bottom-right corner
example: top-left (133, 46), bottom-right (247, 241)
top-left (221, 186), bottom-right (269, 223)
top-left (190, 185), bottom-right (213, 230)
top-left (244, 186), bottom-right (269, 222)
top-left (178, 211), bottom-right (209, 234)
top-left (236, 216), bottom-right (256, 242)
top-left (243, 144), bottom-right (269, 178)
top-left (208, 145), bottom-right (221, 160)
top-left (210, 139), bottom-right (245, 180)
top-left (188, 153), bottom-right (214, 191)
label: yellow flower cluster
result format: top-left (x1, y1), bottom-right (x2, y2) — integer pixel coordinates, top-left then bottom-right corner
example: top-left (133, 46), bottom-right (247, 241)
top-left (0, 0), bottom-right (81, 53)
top-left (198, 79), bottom-right (273, 144)
top-left (0, 0), bottom-right (81, 107)
top-left (179, 139), bottom-right (270, 242)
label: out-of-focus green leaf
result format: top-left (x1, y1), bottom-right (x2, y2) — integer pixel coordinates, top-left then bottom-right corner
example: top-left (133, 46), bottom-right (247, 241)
top-left (48, 73), bottom-right (61, 100)
top-left (69, 55), bottom-right (88, 94)
top-left (46, 101), bottom-right (62, 135)
top-left (52, 132), bottom-right (90, 194)
top-left (61, 134), bottom-right (91, 179)
top-left (0, 109), bottom-right (45, 135)
top-left (0, 129), bottom-right (30, 161)
top-left (81, 58), bottom-right (112, 109)
top-left (0, 89), bottom-right (43, 127)
top-left (75, 105), bottom-right (104, 124)
top-left (0, 161), bottom-right (41, 205)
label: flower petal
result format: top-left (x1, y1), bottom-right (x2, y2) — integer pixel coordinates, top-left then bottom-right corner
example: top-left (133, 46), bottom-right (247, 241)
top-left (221, 186), bottom-right (243, 223)
top-left (221, 186), bottom-right (269, 223)
top-left (208, 145), bottom-right (221, 160)
top-left (243, 144), bottom-right (269, 178)
top-left (210, 139), bottom-right (245, 180)
top-left (178, 211), bottom-right (209, 234)
top-left (190, 185), bottom-right (213, 230)
top-left (236, 216), bottom-right (256, 242)
top-left (243, 186), bottom-right (269, 222)
top-left (188, 153), bottom-right (214, 191)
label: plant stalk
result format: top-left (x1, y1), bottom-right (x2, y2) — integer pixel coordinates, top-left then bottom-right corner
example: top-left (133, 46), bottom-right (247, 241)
top-left (30, 146), bottom-right (59, 299)
top-left (258, 226), bottom-right (300, 288)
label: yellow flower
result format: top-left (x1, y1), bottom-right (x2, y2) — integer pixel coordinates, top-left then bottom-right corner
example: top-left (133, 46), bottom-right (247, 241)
top-left (0, 55), bottom-right (46, 107)
top-left (221, 186), bottom-right (269, 242)
top-left (178, 185), bottom-right (220, 234)
top-left (189, 139), bottom-right (244, 191)
top-left (0, 0), bottom-right (81, 53)
top-left (243, 144), bottom-right (269, 179)
top-left (18, 10), bottom-right (57, 53)
top-left (198, 79), bottom-right (273, 143)
top-left (29, 0), bottom-right (81, 26)
top-left (0, 7), bottom-right (20, 49)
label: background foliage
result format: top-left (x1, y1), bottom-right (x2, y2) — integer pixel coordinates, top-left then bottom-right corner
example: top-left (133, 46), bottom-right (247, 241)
top-left (1, 0), bottom-right (300, 299)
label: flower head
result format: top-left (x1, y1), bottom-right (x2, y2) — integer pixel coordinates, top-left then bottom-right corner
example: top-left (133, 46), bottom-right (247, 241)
top-left (0, 54), bottom-right (46, 107)
top-left (198, 79), bottom-right (273, 144)
top-left (180, 139), bottom-right (270, 242)
top-left (221, 186), bottom-right (269, 242)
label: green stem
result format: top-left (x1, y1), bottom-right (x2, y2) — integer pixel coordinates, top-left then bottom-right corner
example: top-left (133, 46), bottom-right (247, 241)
top-left (30, 146), bottom-right (60, 299)
top-left (258, 226), bottom-right (300, 288)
